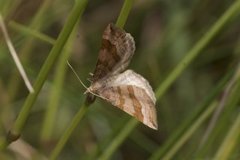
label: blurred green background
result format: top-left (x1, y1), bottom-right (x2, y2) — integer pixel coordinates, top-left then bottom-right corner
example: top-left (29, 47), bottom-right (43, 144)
top-left (0, 0), bottom-right (240, 159)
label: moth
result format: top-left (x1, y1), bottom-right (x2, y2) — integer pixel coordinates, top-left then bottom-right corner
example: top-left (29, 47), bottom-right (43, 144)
top-left (87, 23), bottom-right (158, 130)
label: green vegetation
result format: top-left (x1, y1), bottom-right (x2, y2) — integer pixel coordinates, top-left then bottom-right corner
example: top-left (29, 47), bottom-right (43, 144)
top-left (0, 0), bottom-right (240, 159)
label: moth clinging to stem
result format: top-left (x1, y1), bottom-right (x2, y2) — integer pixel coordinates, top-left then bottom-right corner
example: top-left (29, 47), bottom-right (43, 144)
top-left (86, 23), bottom-right (158, 130)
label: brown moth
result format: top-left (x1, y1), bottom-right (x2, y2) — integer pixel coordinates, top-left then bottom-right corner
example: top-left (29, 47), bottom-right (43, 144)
top-left (87, 23), bottom-right (158, 130)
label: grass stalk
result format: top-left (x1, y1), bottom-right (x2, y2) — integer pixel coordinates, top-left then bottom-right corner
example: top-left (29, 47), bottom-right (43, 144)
top-left (155, 0), bottom-right (240, 99)
top-left (0, 14), bottom-right (34, 93)
top-left (198, 63), bottom-right (240, 148)
top-left (0, 0), bottom-right (22, 17)
top-left (214, 112), bottom-right (240, 160)
top-left (98, 118), bottom-right (138, 160)
top-left (157, 101), bottom-right (218, 160)
top-left (149, 68), bottom-right (234, 160)
top-left (115, 0), bottom-right (135, 28)
top-left (0, 139), bottom-right (8, 150)
top-left (49, 102), bottom-right (88, 160)
top-left (0, 0), bottom-right (88, 149)
top-left (9, 21), bottom-right (55, 45)
top-left (196, 70), bottom-right (240, 158)
top-left (7, 0), bottom-right (53, 100)
top-left (40, 26), bottom-right (77, 142)
top-left (97, 0), bottom-right (240, 159)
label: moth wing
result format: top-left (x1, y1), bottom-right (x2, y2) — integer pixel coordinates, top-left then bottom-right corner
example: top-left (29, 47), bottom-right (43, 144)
top-left (92, 23), bottom-right (135, 82)
top-left (96, 70), bottom-right (158, 130)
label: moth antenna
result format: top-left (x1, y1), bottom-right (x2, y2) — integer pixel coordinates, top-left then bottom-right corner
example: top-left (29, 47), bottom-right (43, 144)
top-left (67, 61), bottom-right (111, 102)
top-left (86, 91), bottom-right (110, 102)
top-left (67, 61), bottom-right (89, 90)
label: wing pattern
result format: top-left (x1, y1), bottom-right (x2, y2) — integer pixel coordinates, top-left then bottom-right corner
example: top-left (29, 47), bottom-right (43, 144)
top-left (95, 70), bottom-right (158, 130)
top-left (92, 23), bottom-right (135, 82)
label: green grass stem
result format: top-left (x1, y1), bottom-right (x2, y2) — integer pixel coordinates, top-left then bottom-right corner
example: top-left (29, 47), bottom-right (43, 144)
top-left (0, 0), bottom-right (88, 150)
top-left (149, 68), bottom-right (234, 160)
top-left (0, 138), bottom-right (7, 150)
top-left (115, 0), bottom-right (135, 28)
top-left (152, 102), bottom-right (219, 160)
top-left (7, 0), bottom-right (53, 100)
top-left (40, 26), bottom-right (77, 142)
top-left (155, 0), bottom-right (240, 99)
top-left (0, 0), bottom-right (21, 17)
top-left (1, 0), bottom-right (52, 145)
top-left (9, 21), bottom-right (55, 45)
top-left (196, 70), bottom-right (240, 158)
top-left (214, 112), bottom-right (240, 160)
top-left (98, 118), bottom-right (138, 160)
top-left (49, 102), bottom-right (88, 160)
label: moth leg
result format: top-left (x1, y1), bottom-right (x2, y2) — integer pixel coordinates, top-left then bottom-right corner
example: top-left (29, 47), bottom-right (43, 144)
top-left (87, 72), bottom-right (94, 82)
top-left (87, 78), bottom-right (92, 83)
top-left (89, 72), bottom-right (94, 76)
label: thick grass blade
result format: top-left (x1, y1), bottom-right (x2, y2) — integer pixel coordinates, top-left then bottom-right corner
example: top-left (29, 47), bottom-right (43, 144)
top-left (214, 112), bottom-right (240, 160)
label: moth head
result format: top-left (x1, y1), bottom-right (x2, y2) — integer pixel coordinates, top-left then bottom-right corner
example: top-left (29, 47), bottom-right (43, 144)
top-left (85, 82), bottom-right (112, 102)
top-left (86, 81), bottom-right (102, 93)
